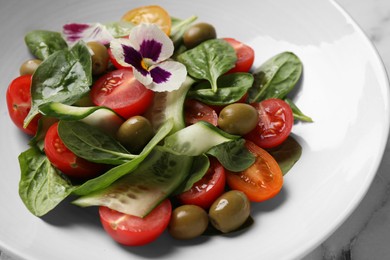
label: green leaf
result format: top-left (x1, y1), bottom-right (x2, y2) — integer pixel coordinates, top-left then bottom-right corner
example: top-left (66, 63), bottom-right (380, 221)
top-left (188, 73), bottom-right (253, 105)
top-left (73, 119), bottom-right (174, 196)
top-left (170, 15), bottom-right (197, 47)
top-left (24, 41), bottom-right (92, 128)
top-left (284, 98), bottom-right (313, 122)
top-left (248, 52), bottom-right (302, 102)
top-left (58, 120), bottom-right (135, 165)
top-left (207, 139), bottom-right (255, 172)
top-left (18, 147), bottom-right (75, 216)
top-left (177, 39), bottom-right (237, 92)
top-left (25, 30), bottom-right (68, 60)
top-left (267, 136), bottom-right (302, 175)
top-left (105, 21), bottom-right (134, 38)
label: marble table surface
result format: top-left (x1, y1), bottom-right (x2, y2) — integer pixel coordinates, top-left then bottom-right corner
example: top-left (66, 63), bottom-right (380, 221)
top-left (1, 0), bottom-right (390, 259)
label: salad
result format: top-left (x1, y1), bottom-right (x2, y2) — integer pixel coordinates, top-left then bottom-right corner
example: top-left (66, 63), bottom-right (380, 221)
top-left (6, 5), bottom-right (312, 246)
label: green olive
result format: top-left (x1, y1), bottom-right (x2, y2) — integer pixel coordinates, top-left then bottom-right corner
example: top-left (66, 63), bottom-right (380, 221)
top-left (168, 205), bottom-right (209, 240)
top-left (116, 116), bottom-right (154, 153)
top-left (87, 41), bottom-right (109, 75)
top-left (218, 103), bottom-right (258, 135)
top-left (183, 22), bottom-right (217, 49)
top-left (209, 190), bottom-right (250, 233)
top-left (19, 59), bottom-right (42, 75)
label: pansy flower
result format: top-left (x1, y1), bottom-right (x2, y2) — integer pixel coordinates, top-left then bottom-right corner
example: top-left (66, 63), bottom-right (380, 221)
top-left (110, 23), bottom-right (187, 92)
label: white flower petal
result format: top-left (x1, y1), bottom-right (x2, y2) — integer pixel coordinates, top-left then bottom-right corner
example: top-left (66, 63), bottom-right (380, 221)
top-left (63, 23), bottom-right (114, 45)
top-left (147, 61), bottom-right (187, 92)
top-left (109, 38), bottom-right (133, 68)
top-left (133, 68), bottom-right (153, 86)
top-left (129, 23), bottom-right (174, 62)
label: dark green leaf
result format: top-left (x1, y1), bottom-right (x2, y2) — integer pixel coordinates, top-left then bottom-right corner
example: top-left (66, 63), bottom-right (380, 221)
top-left (207, 139), bottom-right (255, 172)
top-left (58, 120), bottom-right (134, 165)
top-left (188, 73), bottom-right (254, 105)
top-left (73, 119), bottom-right (174, 196)
top-left (18, 147), bottom-right (75, 216)
top-left (284, 98), bottom-right (313, 122)
top-left (267, 135), bottom-right (302, 175)
top-left (25, 30), bottom-right (68, 60)
top-left (249, 52), bottom-right (302, 102)
top-left (24, 41), bottom-right (92, 127)
top-left (177, 39), bottom-right (236, 92)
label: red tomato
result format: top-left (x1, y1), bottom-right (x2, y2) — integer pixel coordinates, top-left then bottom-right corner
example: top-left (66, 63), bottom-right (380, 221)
top-left (99, 199), bottom-right (172, 246)
top-left (184, 99), bottom-right (218, 126)
top-left (107, 47), bottom-right (128, 70)
top-left (90, 69), bottom-right (154, 119)
top-left (6, 75), bottom-right (40, 135)
top-left (223, 38), bottom-right (255, 73)
top-left (177, 158), bottom-right (226, 209)
top-left (226, 141), bottom-right (283, 202)
top-left (44, 122), bottom-right (104, 179)
top-left (245, 98), bottom-right (293, 149)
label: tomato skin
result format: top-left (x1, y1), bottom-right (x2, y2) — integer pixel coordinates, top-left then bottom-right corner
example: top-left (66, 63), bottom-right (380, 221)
top-left (245, 98), bottom-right (294, 149)
top-left (44, 122), bottom-right (104, 179)
top-left (6, 75), bottom-right (40, 135)
top-left (184, 99), bottom-right (218, 126)
top-left (226, 141), bottom-right (283, 202)
top-left (177, 158), bottom-right (226, 209)
top-left (99, 199), bottom-right (172, 246)
top-left (223, 38), bottom-right (255, 74)
top-left (90, 69), bottom-right (154, 119)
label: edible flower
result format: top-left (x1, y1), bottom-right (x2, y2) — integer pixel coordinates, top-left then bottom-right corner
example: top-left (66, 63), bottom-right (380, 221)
top-left (63, 23), bottom-right (114, 45)
top-left (110, 23), bottom-right (187, 92)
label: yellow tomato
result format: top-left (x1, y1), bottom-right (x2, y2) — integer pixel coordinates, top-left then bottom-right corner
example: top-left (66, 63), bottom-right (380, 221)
top-left (121, 5), bottom-right (172, 35)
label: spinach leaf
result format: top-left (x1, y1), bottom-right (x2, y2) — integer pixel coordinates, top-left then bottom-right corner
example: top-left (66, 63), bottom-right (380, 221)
top-left (18, 147), bottom-right (75, 216)
top-left (25, 30), bottom-right (68, 60)
top-left (267, 136), bottom-right (302, 175)
top-left (24, 41), bottom-right (92, 128)
top-left (73, 119), bottom-right (174, 196)
top-left (284, 98), bottom-right (313, 122)
top-left (177, 39), bottom-right (236, 92)
top-left (248, 52), bottom-right (302, 102)
top-left (58, 120), bottom-right (135, 165)
top-left (207, 139), bottom-right (255, 172)
top-left (173, 154), bottom-right (210, 195)
top-left (187, 73), bottom-right (253, 105)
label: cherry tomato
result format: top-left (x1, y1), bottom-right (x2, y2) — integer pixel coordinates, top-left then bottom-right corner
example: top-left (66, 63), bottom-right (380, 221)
top-left (223, 38), bottom-right (255, 73)
top-left (44, 122), bottom-right (104, 179)
top-left (177, 158), bottom-right (226, 209)
top-left (121, 5), bottom-right (172, 35)
top-left (245, 98), bottom-right (293, 149)
top-left (90, 69), bottom-right (154, 119)
top-left (6, 75), bottom-right (40, 135)
top-left (184, 99), bottom-right (218, 126)
top-left (99, 199), bottom-right (172, 246)
top-left (226, 141), bottom-right (283, 202)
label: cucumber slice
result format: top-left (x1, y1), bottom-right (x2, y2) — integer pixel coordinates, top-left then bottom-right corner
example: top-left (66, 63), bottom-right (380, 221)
top-left (73, 146), bottom-right (193, 217)
top-left (144, 76), bottom-right (195, 134)
top-left (39, 102), bottom-right (124, 136)
top-left (163, 121), bottom-right (239, 156)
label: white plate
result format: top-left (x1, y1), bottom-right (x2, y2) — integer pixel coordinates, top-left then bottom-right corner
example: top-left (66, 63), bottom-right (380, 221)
top-left (0, 0), bottom-right (389, 259)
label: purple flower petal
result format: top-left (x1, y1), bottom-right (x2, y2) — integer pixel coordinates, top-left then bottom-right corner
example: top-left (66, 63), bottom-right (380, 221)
top-left (139, 39), bottom-right (162, 62)
top-left (122, 44), bottom-right (148, 76)
top-left (150, 66), bottom-right (171, 84)
top-left (62, 23), bottom-right (114, 45)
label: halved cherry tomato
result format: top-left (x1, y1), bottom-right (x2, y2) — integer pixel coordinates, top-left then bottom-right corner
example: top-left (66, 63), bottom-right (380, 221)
top-left (226, 141), bottom-right (283, 202)
top-left (177, 158), bottom-right (225, 209)
top-left (245, 98), bottom-right (293, 149)
top-left (99, 199), bottom-right (172, 246)
top-left (224, 38), bottom-right (255, 74)
top-left (90, 69), bottom-right (154, 119)
top-left (44, 122), bottom-right (104, 179)
top-left (121, 5), bottom-right (172, 35)
top-left (184, 99), bottom-right (218, 126)
top-left (6, 75), bottom-right (40, 135)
